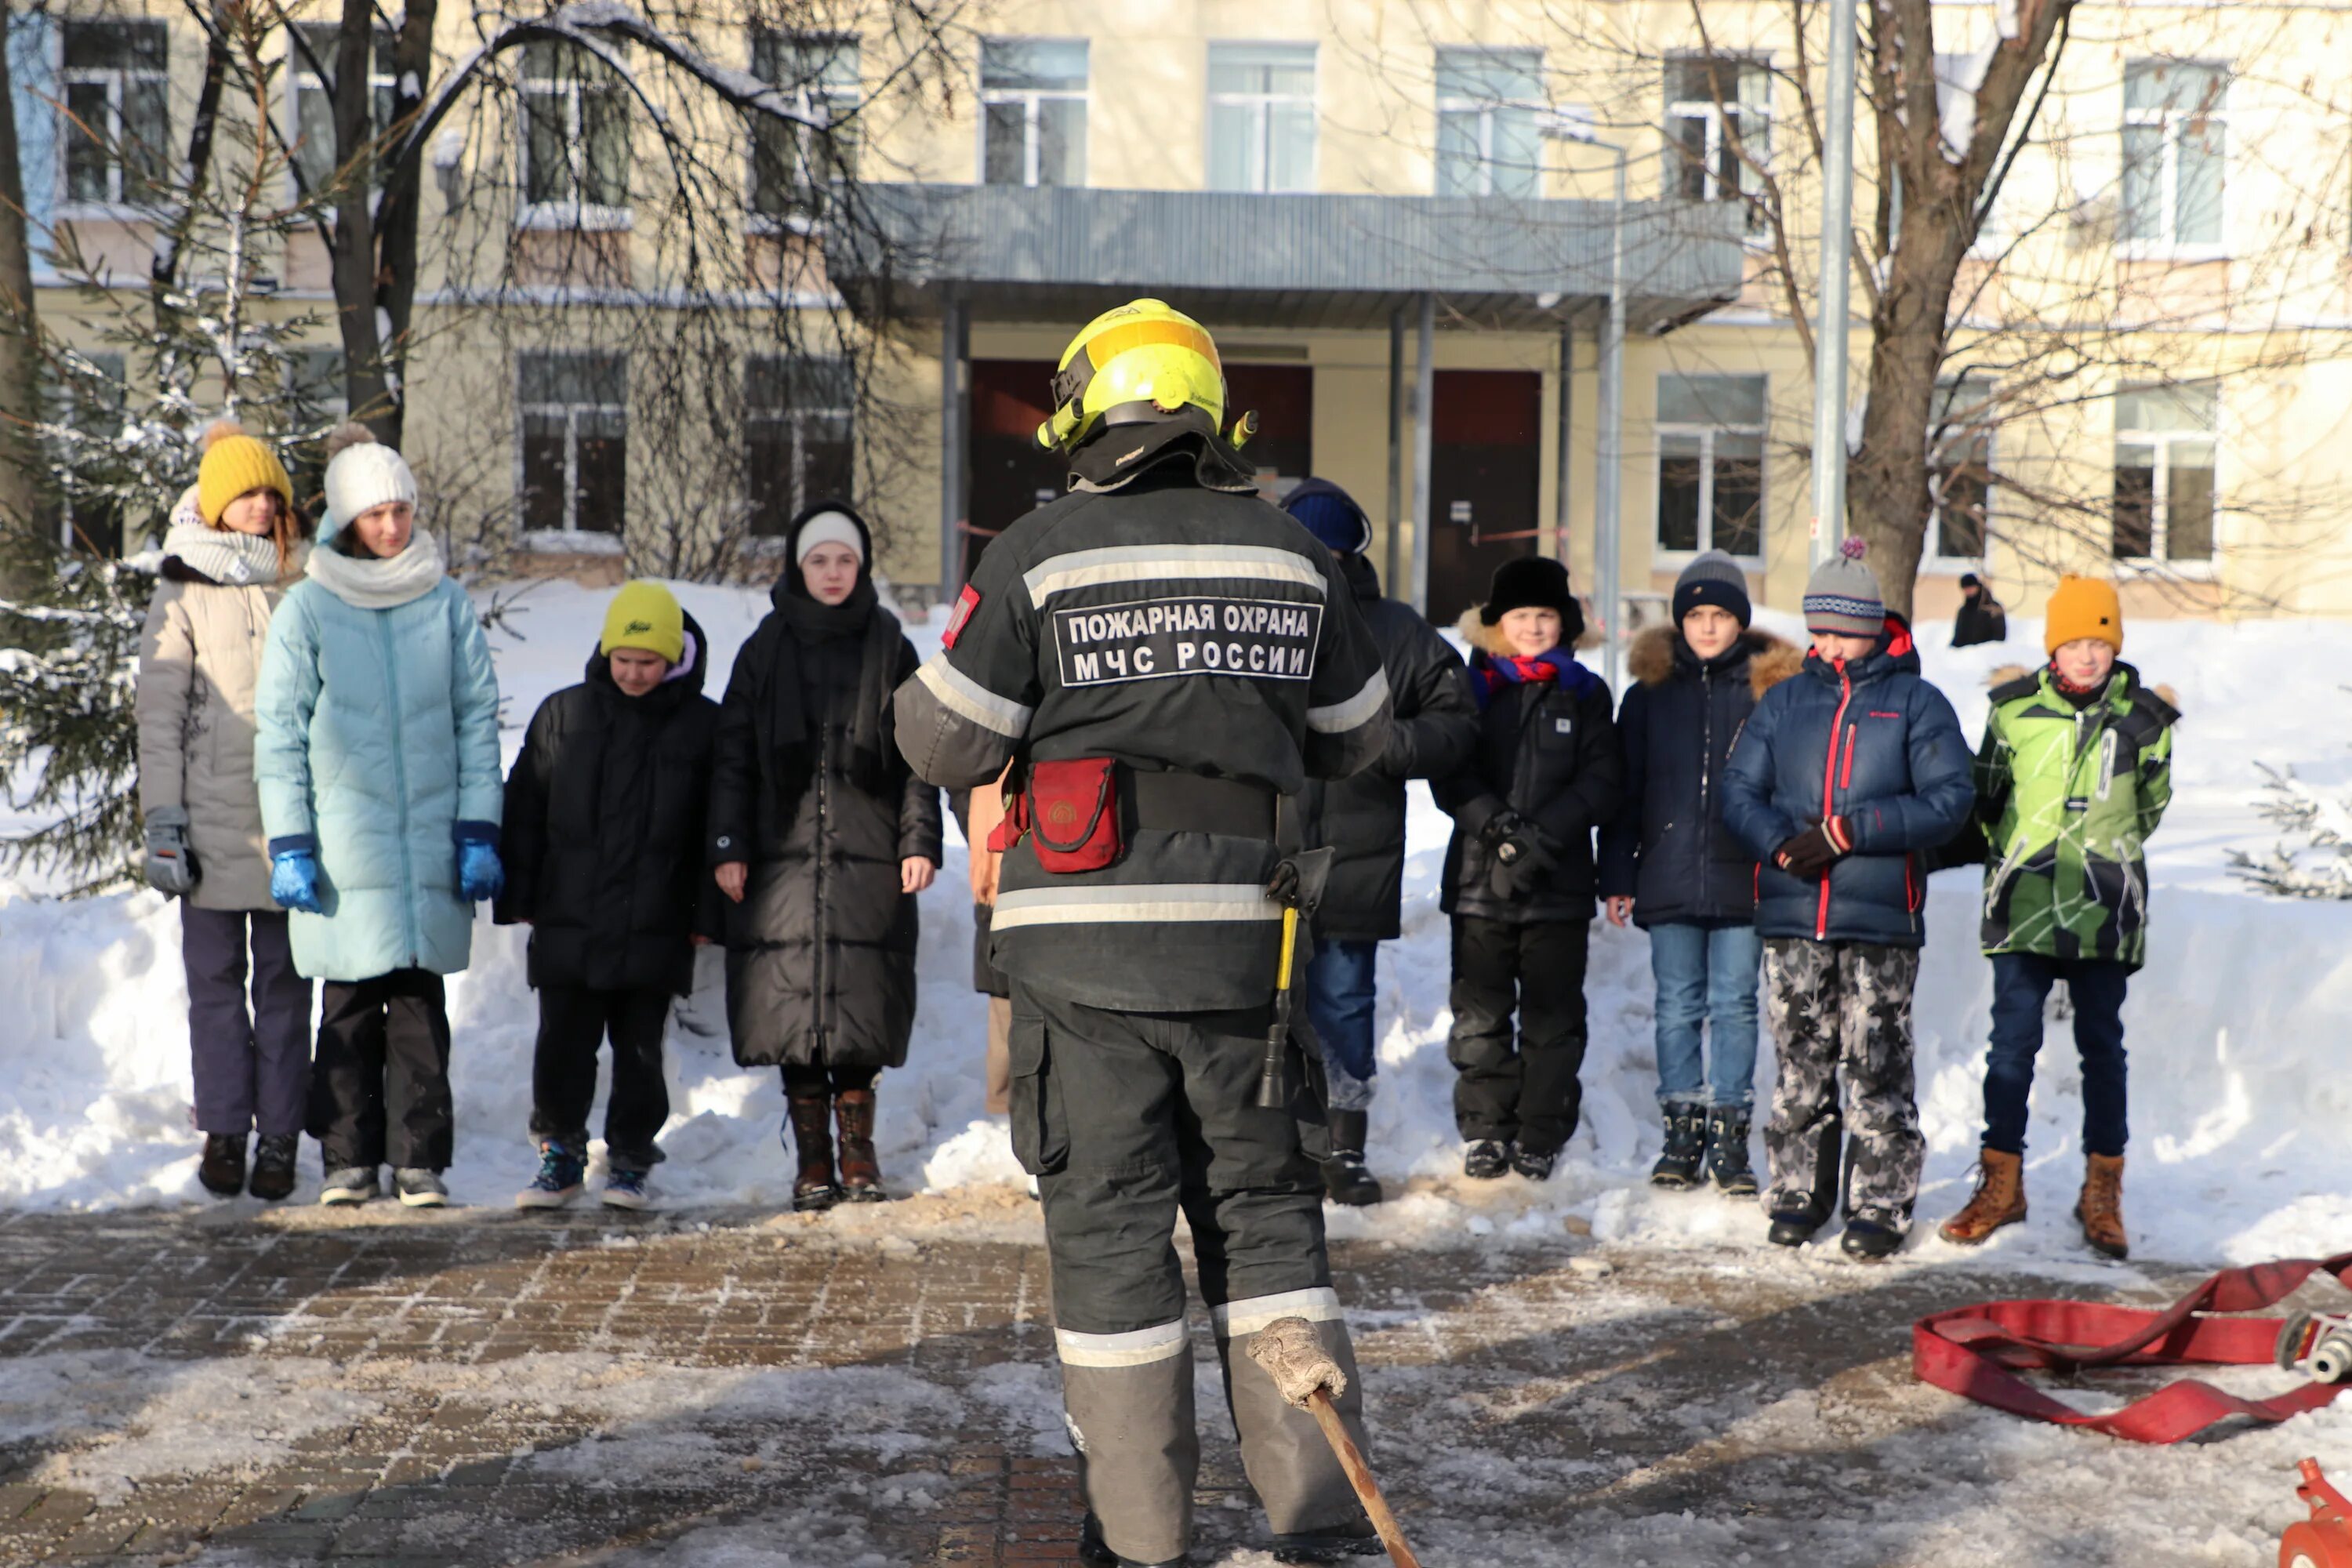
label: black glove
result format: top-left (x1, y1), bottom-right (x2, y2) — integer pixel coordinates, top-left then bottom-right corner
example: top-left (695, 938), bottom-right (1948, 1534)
top-left (1775, 817), bottom-right (1852, 879)
top-left (1483, 812), bottom-right (1559, 899)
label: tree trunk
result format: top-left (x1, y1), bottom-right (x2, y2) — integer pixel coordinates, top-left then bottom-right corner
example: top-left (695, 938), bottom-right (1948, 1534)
top-left (327, 0), bottom-right (387, 437)
top-left (0, 0), bottom-right (46, 584)
top-left (368, 0), bottom-right (437, 448)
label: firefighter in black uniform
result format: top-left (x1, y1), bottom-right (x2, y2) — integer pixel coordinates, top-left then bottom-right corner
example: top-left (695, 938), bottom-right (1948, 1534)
top-left (895, 300), bottom-right (1394, 1567)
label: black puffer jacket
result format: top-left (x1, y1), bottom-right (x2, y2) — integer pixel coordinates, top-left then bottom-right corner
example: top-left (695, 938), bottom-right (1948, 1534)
top-left (1435, 615), bottom-right (1623, 924)
top-left (1597, 624), bottom-right (1788, 928)
top-left (709, 510), bottom-right (944, 1069)
top-left (1300, 553), bottom-right (1478, 942)
top-left (495, 610), bottom-right (722, 995)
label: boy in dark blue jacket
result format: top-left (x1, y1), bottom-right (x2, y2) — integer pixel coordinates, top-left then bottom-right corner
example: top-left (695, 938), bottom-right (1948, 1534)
top-left (1722, 542), bottom-right (1973, 1259)
top-left (1436, 557), bottom-right (1621, 1182)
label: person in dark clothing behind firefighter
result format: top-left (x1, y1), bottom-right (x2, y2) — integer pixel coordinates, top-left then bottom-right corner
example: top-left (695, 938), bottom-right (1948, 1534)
top-left (1281, 477), bottom-right (1477, 1207)
top-left (1953, 572), bottom-right (2008, 648)
top-left (894, 299), bottom-right (1394, 1568)
top-left (711, 503), bottom-right (943, 1212)
top-left (1436, 556), bottom-right (1622, 1183)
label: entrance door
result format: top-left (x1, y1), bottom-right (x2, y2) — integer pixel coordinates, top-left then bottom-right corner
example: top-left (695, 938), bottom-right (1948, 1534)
top-left (967, 359), bottom-right (1066, 582)
top-left (1427, 369), bottom-right (1543, 626)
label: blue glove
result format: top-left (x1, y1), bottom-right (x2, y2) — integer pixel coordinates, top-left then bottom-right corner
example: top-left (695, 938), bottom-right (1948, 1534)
top-left (458, 840), bottom-right (504, 903)
top-left (270, 848), bottom-right (321, 913)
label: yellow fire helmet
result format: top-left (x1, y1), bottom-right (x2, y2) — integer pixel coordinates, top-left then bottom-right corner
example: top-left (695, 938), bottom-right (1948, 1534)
top-left (1036, 298), bottom-right (1247, 455)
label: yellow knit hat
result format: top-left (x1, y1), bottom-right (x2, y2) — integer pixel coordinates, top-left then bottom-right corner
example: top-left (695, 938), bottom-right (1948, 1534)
top-left (2045, 574), bottom-right (2124, 655)
top-left (195, 421), bottom-right (295, 527)
top-left (600, 580), bottom-right (684, 666)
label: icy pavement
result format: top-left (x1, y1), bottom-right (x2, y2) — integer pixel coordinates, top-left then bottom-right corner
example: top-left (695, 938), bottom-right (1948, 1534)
top-left (0, 1197), bottom-right (2343, 1566)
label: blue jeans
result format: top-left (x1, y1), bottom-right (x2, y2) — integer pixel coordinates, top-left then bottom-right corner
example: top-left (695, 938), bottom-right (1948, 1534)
top-left (1983, 953), bottom-right (2130, 1157)
top-left (1648, 921), bottom-right (1762, 1111)
top-left (1305, 938), bottom-right (1379, 1112)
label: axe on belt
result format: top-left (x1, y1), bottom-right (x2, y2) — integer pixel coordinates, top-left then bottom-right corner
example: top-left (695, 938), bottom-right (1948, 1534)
top-left (1258, 848), bottom-right (1336, 1110)
top-left (1248, 1316), bottom-right (1424, 1566)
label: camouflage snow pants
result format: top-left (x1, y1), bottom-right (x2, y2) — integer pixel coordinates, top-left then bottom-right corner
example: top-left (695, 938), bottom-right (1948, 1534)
top-left (1761, 938), bottom-right (1925, 1230)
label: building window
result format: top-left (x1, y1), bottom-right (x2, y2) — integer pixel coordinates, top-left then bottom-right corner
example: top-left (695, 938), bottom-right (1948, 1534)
top-left (1656, 374), bottom-right (1766, 559)
top-left (519, 352), bottom-right (627, 537)
top-left (2122, 61), bottom-right (2225, 249)
top-left (1667, 57), bottom-right (1769, 236)
top-left (289, 24), bottom-right (397, 198)
top-left (1928, 375), bottom-right (1995, 562)
top-left (749, 31), bottom-right (859, 222)
top-left (2113, 382), bottom-right (2216, 563)
top-left (1435, 49), bottom-right (1541, 198)
top-left (61, 21), bottom-right (168, 209)
top-left (746, 356), bottom-right (855, 537)
top-left (1207, 42), bottom-right (1316, 194)
top-left (981, 38), bottom-right (1087, 188)
top-left (521, 41), bottom-right (631, 227)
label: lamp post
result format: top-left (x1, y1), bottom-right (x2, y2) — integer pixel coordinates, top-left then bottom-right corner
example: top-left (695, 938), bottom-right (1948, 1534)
top-left (1809, 0), bottom-right (1860, 568)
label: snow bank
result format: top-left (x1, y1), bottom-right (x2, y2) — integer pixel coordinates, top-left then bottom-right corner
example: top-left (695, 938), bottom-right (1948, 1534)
top-left (2, 581), bottom-right (2345, 1270)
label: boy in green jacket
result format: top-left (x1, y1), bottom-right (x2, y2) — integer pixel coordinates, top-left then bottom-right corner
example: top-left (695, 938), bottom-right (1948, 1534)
top-left (1939, 575), bottom-right (2178, 1260)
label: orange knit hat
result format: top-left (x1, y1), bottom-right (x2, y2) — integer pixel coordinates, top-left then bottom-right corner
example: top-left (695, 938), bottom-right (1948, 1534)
top-left (2044, 575), bottom-right (2123, 655)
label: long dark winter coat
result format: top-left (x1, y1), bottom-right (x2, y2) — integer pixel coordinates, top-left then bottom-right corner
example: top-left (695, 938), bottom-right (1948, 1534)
top-left (494, 610), bottom-right (722, 996)
top-left (1435, 613), bottom-right (1623, 924)
top-left (710, 511), bottom-right (943, 1069)
top-left (1299, 552), bottom-right (1479, 942)
top-left (1597, 623), bottom-right (1788, 928)
top-left (1721, 616), bottom-right (1973, 949)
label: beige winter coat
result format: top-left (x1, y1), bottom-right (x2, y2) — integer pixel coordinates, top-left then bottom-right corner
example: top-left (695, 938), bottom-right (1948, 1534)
top-left (136, 498), bottom-right (296, 911)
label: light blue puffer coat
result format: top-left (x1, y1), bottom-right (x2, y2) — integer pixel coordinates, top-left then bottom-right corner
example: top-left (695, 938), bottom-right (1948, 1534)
top-left (254, 562), bottom-right (502, 982)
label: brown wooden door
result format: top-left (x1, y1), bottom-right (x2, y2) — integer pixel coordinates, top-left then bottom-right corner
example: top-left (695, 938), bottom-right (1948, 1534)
top-left (967, 360), bottom-right (1066, 581)
top-left (1427, 369), bottom-right (1543, 626)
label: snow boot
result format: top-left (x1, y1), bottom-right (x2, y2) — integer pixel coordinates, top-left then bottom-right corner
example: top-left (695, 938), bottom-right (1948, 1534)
top-left (1462, 1139), bottom-right (1512, 1180)
top-left (1077, 1512), bottom-right (1190, 1567)
top-left (516, 1141), bottom-right (586, 1210)
top-left (788, 1094), bottom-right (840, 1212)
top-left (602, 1169), bottom-right (652, 1210)
top-left (319, 1165), bottom-right (377, 1206)
top-left (2075, 1152), bottom-right (2129, 1260)
top-left (1319, 1110), bottom-right (1382, 1206)
top-left (1938, 1148), bottom-right (2026, 1245)
top-left (1767, 1115), bottom-right (1844, 1247)
top-left (1840, 1218), bottom-right (1906, 1261)
top-left (1650, 1105), bottom-right (1706, 1190)
top-left (1704, 1107), bottom-right (1757, 1197)
top-left (1509, 1145), bottom-right (1556, 1181)
top-left (835, 1090), bottom-right (887, 1203)
top-left (248, 1134), bottom-right (299, 1201)
top-left (1766, 1205), bottom-right (1825, 1248)
top-left (394, 1168), bottom-right (448, 1207)
top-left (1271, 1521), bottom-right (1384, 1563)
top-left (198, 1133), bottom-right (246, 1197)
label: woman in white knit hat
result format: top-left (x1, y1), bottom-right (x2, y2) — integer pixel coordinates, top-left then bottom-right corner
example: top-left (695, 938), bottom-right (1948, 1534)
top-left (254, 423), bottom-right (505, 1209)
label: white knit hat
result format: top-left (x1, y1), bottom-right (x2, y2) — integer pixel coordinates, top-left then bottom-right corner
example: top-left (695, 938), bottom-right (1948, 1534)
top-left (793, 509), bottom-right (865, 565)
top-left (322, 430), bottom-right (419, 537)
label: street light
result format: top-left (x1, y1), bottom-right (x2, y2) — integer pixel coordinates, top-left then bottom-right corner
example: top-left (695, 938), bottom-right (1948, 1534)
top-left (1810, 0), bottom-right (1861, 568)
top-left (1555, 118), bottom-right (1628, 692)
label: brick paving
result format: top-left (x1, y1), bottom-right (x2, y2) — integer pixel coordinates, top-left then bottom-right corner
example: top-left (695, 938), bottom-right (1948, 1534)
top-left (0, 1202), bottom-right (2216, 1566)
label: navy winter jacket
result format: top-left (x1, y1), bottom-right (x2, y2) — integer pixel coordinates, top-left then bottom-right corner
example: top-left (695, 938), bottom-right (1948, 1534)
top-left (1721, 617), bottom-right (1973, 948)
top-left (1598, 624), bottom-right (1789, 928)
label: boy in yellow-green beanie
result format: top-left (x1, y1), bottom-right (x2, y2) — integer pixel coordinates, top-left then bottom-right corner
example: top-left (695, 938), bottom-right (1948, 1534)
top-left (495, 580), bottom-right (723, 1210)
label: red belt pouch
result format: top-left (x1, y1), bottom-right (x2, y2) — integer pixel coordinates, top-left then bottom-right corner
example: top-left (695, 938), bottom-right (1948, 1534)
top-left (1025, 757), bottom-right (1124, 873)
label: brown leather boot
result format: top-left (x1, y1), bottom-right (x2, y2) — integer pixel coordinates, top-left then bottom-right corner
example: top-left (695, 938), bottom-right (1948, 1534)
top-left (835, 1090), bottom-right (887, 1203)
top-left (2076, 1152), bottom-right (2129, 1260)
top-left (1938, 1148), bottom-right (2027, 1244)
top-left (787, 1095), bottom-right (839, 1212)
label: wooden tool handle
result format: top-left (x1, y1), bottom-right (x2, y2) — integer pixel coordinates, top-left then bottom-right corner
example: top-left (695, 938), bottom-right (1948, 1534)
top-left (1305, 1388), bottom-right (1422, 1568)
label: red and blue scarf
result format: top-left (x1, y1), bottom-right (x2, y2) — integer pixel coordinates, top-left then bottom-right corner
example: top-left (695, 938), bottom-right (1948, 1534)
top-left (1472, 647), bottom-right (1595, 710)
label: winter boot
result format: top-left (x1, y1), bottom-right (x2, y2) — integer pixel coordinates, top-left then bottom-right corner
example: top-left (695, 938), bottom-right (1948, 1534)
top-left (835, 1090), bottom-right (887, 1203)
top-left (601, 1169), bottom-right (652, 1210)
top-left (1077, 1512), bottom-right (1191, 1568)
top-left (1705, 1107), bottom-right (1757, 1197)
top-left (248, 1134), bottom-right (299, 1201)
top-left (1320, 1109), bottom-right (1383, 1207)
top-left (394, 1168), bottom-right (448, 1208)
top-left (788, 1095), bottom-right (840, 1212)
top-left (1461, 1139), bottom-right (1512, 1180)
top-left (1271, 1521), bottom-right (1385, 1563)
top-left (1840, 1218), bottom-right (1906, 1261)
top-left (516, 1141), bottom-right (586, 1210)
top-left (1766, 1206), bottom-right (1825, 1248)
top-left (1650, 1105), bottom-right (1707, 1190)
top-left (1938, 1148), bottom-right (2027, 1245)
top-left (1767, 1115), bottom-right (1844, 1247)
top-left (1509, 1145), bottom-right (1556, 1181)
top-left (319, 1165), bottom-right (378, 1206)
top-left (198, 1133), bottom-right (246, 1197)
top-left (2075, 1152), bottom-right (2129, 1260)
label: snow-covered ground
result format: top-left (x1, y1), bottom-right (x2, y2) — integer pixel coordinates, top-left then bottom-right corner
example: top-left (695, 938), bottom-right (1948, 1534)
top-left (2, 579), bottom-right (2348, 1277)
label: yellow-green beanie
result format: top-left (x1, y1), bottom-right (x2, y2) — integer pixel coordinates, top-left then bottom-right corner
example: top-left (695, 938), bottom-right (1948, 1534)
top-left (600, 580), bottom-right (684, 665)
top-left (195, 420), bottom-right (294, 527)
top-left (2044, 574), bottom-right (2123, 655)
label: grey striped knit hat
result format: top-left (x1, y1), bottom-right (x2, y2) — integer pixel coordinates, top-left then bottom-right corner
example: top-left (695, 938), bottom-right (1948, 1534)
top-left (1802, 537), bottom-right (1885, 638)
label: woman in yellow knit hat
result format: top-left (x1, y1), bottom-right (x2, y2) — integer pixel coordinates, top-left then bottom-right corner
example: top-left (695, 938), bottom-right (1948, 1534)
top-left (135, 420), bottom-right (314, 1202)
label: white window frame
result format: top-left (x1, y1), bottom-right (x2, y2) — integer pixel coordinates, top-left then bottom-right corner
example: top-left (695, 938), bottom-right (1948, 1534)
top-left (1922, 375), bottom-right (1997, 572)
top-left (978, 38), bottom-right (1088, 189)
top-left (744, 354), bottom-right (857, 543)
top-left (57, 20), bottom-right (167, 217)
top-left (516, 350), bottom-right (628, 548)
top-left (2118, 60), bottom-right (2227, 261)
top-left (1206, 42), bottom-right (1317, 195)
top-left (2111, 383), bottom-right (2220, 572)
top-left (285, 24), bottom-right (397, 206)
top-left (1434, 47), bottom-right (1544, 198)
top-left (1653, 374), bottom-right (1768, 565)
top-left (1666, 56), bottom-right (1770, 241)
top-left (746, 31), bottom-right (859, 233)
top-left (517, 42), bottom-right (633, 233)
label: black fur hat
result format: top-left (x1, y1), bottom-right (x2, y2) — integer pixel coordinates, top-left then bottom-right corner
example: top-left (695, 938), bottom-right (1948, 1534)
top-left (1479, 556), bottom-right (1584, 643)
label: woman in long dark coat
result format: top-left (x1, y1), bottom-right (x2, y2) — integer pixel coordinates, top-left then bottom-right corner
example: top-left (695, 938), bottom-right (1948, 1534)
top-left (710, 503), bottom-right (942, 1210)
